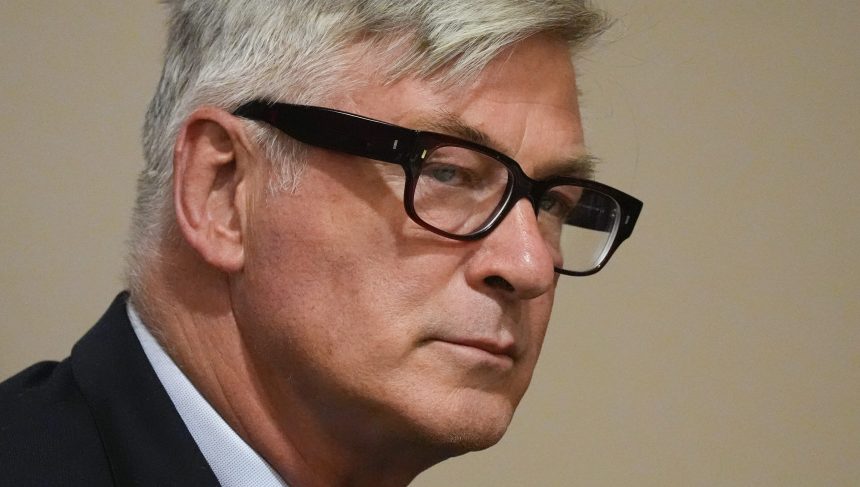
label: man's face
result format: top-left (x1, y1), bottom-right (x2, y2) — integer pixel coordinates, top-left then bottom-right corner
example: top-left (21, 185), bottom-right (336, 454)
top-left (233, 36), bottom-right (585, 456)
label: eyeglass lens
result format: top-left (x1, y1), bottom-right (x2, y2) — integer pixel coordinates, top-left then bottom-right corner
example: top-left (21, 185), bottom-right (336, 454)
top-left (412, 145), bottom-right (620, 273)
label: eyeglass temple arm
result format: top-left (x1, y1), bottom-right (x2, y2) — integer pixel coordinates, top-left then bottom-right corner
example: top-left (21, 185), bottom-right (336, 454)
top-left (234, 101), bottom-right (419, 166)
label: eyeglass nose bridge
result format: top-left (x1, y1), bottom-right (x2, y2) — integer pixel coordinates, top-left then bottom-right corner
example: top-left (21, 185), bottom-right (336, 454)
top-left (473, 171), bottom-right (551, 240)
top-left (506, 168), bottom-right (548, 218)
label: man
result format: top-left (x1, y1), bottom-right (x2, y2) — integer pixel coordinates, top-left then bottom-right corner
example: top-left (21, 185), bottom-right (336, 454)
top-left (0, 0), bottom-right (641, 485)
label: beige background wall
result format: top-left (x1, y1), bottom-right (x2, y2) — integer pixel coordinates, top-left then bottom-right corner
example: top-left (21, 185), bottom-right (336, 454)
top-left (2, 1), bottom-right (858, 485)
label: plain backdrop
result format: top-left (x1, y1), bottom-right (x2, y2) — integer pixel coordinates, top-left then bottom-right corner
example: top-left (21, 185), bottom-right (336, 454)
top-left (2, 1), bottom-right (858, 485)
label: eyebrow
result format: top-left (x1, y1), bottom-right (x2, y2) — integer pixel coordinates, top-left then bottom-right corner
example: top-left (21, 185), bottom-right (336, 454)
top-left (540, 154), bottom-right (598, 180)
top-left (413, 109), bottom-right (599, 180)
top-left (415, 109), bottom-right (497, 148)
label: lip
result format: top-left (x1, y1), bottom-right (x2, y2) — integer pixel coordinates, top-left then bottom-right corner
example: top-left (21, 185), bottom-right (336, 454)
top-left (434, 337), bottom-right (518, 362)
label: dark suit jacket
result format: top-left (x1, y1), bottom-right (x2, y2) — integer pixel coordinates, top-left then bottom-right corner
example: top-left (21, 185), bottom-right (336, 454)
top-left (0, 293), bottom-right (221, 486)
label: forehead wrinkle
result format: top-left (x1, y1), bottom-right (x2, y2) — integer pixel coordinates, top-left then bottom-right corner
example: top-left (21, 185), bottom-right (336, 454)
top-left (412, 108), bottom-right (505, 152)
top-left (409, 108), bottom-right (594, 180)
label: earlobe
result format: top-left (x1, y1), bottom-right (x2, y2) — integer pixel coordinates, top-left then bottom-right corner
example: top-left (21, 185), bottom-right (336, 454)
top-left (173, 107), bottom-right (252, 273)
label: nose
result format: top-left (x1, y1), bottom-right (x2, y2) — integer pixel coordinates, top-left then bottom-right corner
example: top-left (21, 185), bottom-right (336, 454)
top-left (465, 199), bottom-right (557, 300)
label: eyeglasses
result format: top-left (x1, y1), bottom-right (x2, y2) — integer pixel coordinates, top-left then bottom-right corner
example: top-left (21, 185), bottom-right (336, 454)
top-left (233, 100), bottom-right (642, 276)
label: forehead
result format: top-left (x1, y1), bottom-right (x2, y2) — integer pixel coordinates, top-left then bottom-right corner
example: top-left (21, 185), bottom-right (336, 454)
top-left (333, 35), bottom-right (586, 177)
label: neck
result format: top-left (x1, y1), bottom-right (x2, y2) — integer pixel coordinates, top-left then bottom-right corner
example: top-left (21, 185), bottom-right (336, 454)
top-left (131, 243), bottom-right (446, 486)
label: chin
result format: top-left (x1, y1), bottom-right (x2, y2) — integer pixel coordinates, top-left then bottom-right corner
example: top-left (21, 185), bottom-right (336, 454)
top-left (441, 422), bottom-right (509, 455)
top-left (409, 389), bottom-right (518, 457)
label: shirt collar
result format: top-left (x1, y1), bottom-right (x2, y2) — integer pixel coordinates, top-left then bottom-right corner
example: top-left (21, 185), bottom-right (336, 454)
top-left (127, 302), bottom-right (289, 487)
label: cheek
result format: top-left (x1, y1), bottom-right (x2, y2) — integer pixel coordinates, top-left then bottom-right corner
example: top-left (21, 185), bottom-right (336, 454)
top-left (237, 179), bottom-right (437, 361)
top-left (522, 293), bottom-right (555, 362)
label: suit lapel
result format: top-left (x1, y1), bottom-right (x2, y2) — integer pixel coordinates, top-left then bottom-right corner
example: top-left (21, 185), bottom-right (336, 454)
top-left (70, 293), bottom-right (221, 486)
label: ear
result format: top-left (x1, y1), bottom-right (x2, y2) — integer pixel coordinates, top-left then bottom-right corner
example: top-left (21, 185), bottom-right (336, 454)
top-left (173, 106), bottom-right (255, 273)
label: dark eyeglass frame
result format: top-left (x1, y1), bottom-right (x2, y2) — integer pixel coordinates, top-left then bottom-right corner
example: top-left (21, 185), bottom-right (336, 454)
top-left (233, 100), bottom-right (643, 276)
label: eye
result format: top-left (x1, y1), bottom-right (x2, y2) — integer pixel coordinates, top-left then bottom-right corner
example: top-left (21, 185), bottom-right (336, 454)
top-left (427, 164), bottom-right (460, 184)
top-left (420, 162), bottom-right (477, 188)
top-left (539, 191), bottom-right (574, 218)
top-left (417, 146), bottom-right (506, 192)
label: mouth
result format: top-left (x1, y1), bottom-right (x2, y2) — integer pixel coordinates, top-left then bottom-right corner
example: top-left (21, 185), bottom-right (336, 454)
top-left (433, 337), bottom-right (518, 366)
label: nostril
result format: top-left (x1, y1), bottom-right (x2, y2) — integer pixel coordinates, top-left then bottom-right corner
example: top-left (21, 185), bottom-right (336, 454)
top-left (484, 275), bottom-right (515, 293)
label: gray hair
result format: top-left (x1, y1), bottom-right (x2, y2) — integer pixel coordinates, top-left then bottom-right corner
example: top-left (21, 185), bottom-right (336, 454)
top-left (126, 0), bottom-right (608, 291)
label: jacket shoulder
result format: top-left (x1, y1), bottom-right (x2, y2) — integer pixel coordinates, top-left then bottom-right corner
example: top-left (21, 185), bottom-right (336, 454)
top-left (0, 359), bottom-right (113, 486)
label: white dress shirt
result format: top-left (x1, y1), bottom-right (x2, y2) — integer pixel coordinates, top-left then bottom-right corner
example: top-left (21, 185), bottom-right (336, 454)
top-left (127, 302), bottom-right (289, 487)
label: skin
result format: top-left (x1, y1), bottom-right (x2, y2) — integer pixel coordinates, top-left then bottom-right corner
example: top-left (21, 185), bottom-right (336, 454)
top-left (137, 35), bottom-right (586, 487)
